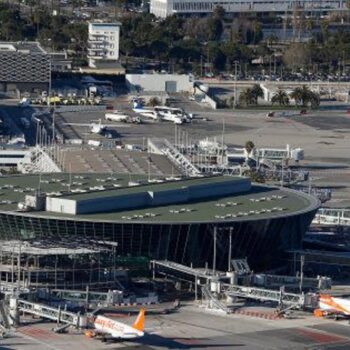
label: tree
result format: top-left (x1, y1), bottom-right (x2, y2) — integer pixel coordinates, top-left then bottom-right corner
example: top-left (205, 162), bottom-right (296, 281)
top-left (150, 40), bottom-right (169, 62)
top-left (213, 6), bottom-right (226, 20)
top-left (148, 97), bottom-right (161, 107)
top-left (206, 16), bottom-right (223, 41)
top-left (290, 85), bottom-right (320, 108)
top-left (283, 43), bottom-right (310, 72)
top-left (239, 88), bottom-right (254, 106)
top-left (245, 140), bottom-right (255, 153)
top-left (251, 84), bottom-right (263, 105)
top-left (271, 89), bottom-right (290, 106)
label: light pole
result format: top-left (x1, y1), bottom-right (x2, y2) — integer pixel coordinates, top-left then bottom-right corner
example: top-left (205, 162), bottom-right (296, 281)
top-left (228, 227), bottom-right (233, 272)
top-left (234, 60), bottom-right (239, 107)
top-left (299, 254), bottom-right (305, 293)
top-left (213, 226), bottom-right (217, 275)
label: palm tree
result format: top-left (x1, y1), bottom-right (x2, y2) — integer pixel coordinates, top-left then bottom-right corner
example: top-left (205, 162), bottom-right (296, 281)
top-left (251, 84), bottom-right (263, 105)
top-left (271, 89), bottom-right (289, 106)
top-left (239, 88), bottom-right (254, 106)
top-left (290, 85), bottom-right (320, 107)
top-left (245, 140), bottom-right (255, 153)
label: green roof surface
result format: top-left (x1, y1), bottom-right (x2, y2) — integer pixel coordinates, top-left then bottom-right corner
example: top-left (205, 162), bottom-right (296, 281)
top-left (0, 174), bottom-right (319, 223)
top-left (62, 175), bottom-right (240, 201)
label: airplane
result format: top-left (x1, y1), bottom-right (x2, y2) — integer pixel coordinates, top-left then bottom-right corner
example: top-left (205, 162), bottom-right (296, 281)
top-left (105, 111), bottom-right (142, 124)
top-left (154, 106), bottom-right (188, 124)
top-left (63, 119), bottom-right (129, 135)
top-left (132, 101), bottom-right (186, 124)
top-left (19, 98), bottom-right (31, 107)
top-left (105, 110), bottom-right (129, 122)
top-left (132, 101), bottom-right (160, 121)
top-left (314, 294), bottom-right (350, 318)
top-left (85, 308), bottom-right (145, 341)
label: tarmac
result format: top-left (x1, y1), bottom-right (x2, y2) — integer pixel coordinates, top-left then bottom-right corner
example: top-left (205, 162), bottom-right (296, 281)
top-left (1, 97), bottom-right (350, 206)
top-left (3, 304), bottom-right (350, 350)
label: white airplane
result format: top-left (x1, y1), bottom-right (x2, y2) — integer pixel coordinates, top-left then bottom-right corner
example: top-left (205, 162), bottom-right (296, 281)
top-left (132, 101), bottom-right (159, 121)
top-left (19, 98), bottom-right (31, 107)
top-left (105, 110), bottom-right (130, 122)
top-left (86, 308), bottom-right (145, 341)
top-left (154, 106), bottom-right (188, 124)
top-left (64, 119), bottom-right (129, 135)
top-left (132, 101), bottom-right (186, 124)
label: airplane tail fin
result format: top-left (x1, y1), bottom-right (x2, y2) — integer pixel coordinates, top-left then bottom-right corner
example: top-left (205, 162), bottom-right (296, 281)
top-left (133, 101), bottom-right (143, 109)
top-left (132, 308), bottom-right (145, 332)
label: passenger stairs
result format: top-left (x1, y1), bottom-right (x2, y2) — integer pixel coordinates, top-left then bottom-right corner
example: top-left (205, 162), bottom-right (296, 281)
top-left (18, 146), bottom-right (62, 174)
top-left (162, 140), bottom-right (201, 176)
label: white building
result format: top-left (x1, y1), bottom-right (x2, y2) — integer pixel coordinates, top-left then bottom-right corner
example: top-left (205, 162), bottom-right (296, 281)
top-left (126, 73), bottom-right (193, 93)
top-left (88, 22), bottom-right (121, 68)
top-left (150, 0), bottom-right (345, 18)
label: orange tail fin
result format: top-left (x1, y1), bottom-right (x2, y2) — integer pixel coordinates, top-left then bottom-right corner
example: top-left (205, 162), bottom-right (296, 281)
top-left (132, 308), bottom-right (145, 332)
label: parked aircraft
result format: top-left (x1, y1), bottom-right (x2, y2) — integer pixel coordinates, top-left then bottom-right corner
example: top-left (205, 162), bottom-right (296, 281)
top-left (85, 308), bottom-right (145, 341)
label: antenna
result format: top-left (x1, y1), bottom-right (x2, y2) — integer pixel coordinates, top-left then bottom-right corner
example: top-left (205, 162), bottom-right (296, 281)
top-left (148, 155), bottom-right (151, 182)
top-left (221, 118), bottom-right (225, 164)
top-left (52, 100), bottom-right (56, 143)
top-left (38, 173), bottom-right (42, 195)
top-left (69, 163), bottom-right (72, 192)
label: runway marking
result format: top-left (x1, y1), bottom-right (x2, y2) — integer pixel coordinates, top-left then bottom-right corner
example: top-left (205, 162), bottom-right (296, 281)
top-left (233, 308), bottom-right (280, 320)
top-left (17, 328), bottom-right (62, 350)
top-left (296, 328), bottom-right (348, 344)
top-left (18, 325), bottom-right (59, 340)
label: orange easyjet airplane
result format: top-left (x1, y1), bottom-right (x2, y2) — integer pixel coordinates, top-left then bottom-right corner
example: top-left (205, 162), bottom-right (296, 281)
top-left (315, 295), bottom-right (350, 317)
top-left (85, 308), bottom-right (145, 341)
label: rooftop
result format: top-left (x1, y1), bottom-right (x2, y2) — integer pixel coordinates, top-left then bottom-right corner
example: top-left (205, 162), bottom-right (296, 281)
top-left (61, 148), bottom-right (180, 176)
top-left (0, 41), bottom-right (46, 54)
top-left (89, 22), bottom-right (122, 28)
top-left (0, 174), bottom-right (319, 223)
top-left (61, 175), bottom-right (236, 201)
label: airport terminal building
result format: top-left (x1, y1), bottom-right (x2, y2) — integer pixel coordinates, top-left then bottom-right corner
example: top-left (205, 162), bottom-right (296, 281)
top-left (0, 173), bottom-right (319, 289)
top-left (0, 42), bottom-right (50, 94)
top-left (150, 0), bottom-right (346, 17)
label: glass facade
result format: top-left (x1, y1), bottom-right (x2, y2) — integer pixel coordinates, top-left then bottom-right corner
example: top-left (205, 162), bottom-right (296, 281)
top-left (0, 208), bottom-right (317, 271)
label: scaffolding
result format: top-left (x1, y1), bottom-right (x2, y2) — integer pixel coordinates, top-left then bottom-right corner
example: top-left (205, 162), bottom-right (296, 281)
top-left (313, 208), bottom-right (350, 226)
top-left (0, 239), bottom-right (122, 292)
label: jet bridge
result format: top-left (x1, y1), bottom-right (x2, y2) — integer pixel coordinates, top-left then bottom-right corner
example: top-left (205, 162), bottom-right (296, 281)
top-left (15, 299), bottom-right (87, 328)
top-left (313, 208), bottom-right (350, 226)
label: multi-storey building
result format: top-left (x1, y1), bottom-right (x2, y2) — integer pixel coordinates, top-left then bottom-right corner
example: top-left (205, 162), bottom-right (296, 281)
top-left (0, 42), bottom-right (50, 94)
top-left (150, 0), bottom-right (346, 18)
top-left (88, 22), bottom-right (121, 68)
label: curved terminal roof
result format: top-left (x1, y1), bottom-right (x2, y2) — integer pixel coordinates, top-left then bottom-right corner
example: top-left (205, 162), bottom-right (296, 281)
top-left (0, 173), bottom-right (319, 224)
